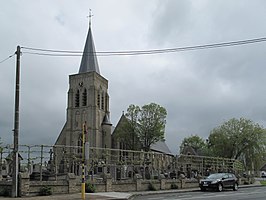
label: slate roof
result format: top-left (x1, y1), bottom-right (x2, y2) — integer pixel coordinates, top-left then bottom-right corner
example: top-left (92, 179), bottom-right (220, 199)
top-left (111, 113), bottom-right (128, 137)
top-left (79, 26), bottom-right (100, 74)
top-left (181, 145), bottom-right (198, 156)
top-left (102, 114), bottom-right (112, 125)
top-left (150, 140), bottom-right (173, 156)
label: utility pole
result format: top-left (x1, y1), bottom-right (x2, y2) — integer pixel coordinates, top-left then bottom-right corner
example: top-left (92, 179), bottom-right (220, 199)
top-left (12, 46), bottom-right (21, 197)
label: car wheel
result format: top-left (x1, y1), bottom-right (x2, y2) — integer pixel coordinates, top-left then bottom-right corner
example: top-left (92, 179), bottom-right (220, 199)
top-left (200, 187), bottom-right (206, 191)
top-left (233, 183), bottom-right (238, 191)
top-left (217, 183), bottom-right (223, 192)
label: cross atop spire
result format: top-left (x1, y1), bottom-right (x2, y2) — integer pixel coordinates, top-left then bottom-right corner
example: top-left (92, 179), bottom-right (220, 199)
top-left (78, 11), bottom-right (100, 74)
top-left (87, 9), bottom-right (93, 28)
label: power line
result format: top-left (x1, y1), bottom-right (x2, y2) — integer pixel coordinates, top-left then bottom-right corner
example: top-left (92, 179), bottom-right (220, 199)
top-left (21, 36), bottom-right (266, 57)
top-left (21, 52), bottom-right (83, 57)
top-left (0, 53), bottom-right (16, 64)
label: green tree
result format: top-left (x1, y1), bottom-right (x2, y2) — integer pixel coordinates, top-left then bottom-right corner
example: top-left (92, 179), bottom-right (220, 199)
top-left (180, 135), bottom-right (207, 155)
top-left (208, 118), bottom-right (266, 170)
top-left (138, 103), bottom-right (167, 151)
top-left (121, 103), bottom-right (167, 151)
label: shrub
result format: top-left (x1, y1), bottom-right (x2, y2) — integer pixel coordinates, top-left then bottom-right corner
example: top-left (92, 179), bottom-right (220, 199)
top-left (85, 181), bottom-right (95, 193)
top-left (243, 180), bottom-right (249, 185)
top-left (148, 182), bottom-right (156, 191)
top-left (250, 177), bottom-right (255, 184)
top-left (243, 177), bottom-right (255, 185)
top-left (171, 183), bottom-right (178, 189)
top-left (260, 180), bottom-right (266, 186)
top-left (39, 186), bottom-right (52, 196)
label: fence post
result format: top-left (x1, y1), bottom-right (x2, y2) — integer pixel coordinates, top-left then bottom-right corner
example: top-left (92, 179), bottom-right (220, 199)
top-left (27, 146), bottom-right (31, 174)
top-left (135, 174), bottom-right (142, 191)
top-left (40, 145), bottom-right (43, 181)
top-left (19, 172), bottom-right (30, 196)
top-left (105, 173), bottom-right (112, 192)
top-left (160, 176), bottom-right (166, 190)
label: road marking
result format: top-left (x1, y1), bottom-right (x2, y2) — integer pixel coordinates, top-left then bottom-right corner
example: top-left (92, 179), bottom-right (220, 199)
top-left (147, 197), bottom-right (164, 200)
top-left (138, 188), bottom-right (266, 200)
top-left (169, 190), bottom-right (266, 200)
top-left (178, 195), bottom-right (193, 197)
top-left (202, 193), bottom-right (216, 195)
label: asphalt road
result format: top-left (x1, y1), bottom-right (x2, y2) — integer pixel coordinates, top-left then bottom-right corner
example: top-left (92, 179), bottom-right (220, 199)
top-left (133, 187), bottom-right (266, 200)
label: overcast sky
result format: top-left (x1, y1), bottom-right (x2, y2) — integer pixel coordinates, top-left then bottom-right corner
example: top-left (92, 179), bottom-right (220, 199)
top-left (1, 0), bottom-right (266, 154)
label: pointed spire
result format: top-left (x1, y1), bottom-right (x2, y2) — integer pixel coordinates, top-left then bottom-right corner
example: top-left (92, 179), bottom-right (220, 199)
top-left (102, 113), bottom-right (112, 125)
top-left (78, 11), bottom-right (100, 74)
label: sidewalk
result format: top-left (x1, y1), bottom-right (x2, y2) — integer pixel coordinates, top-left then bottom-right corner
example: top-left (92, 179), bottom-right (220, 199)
top-left (0, 193), bottom-right (129, 200)
top-left (0, 182), bottom-right (263, 200)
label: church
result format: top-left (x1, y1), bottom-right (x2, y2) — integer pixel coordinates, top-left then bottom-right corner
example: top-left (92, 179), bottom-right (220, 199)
top-left (55, 23), bottom-right (112, 150)
top-left (54, 22), bottom-right (173, 176)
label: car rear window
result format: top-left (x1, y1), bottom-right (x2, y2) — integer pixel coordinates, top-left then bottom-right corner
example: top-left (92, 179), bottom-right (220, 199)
top-left (207, 173), bottom-right (224, 179)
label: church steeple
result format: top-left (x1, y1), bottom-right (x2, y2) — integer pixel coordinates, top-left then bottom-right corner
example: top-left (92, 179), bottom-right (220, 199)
top-left (78, 24), bottom-right (100, 74)
top-left (56, 12), bottom-right (112, 163)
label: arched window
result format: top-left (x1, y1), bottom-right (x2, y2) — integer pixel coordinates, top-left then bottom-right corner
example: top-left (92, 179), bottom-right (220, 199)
top-left (75, 111), bottom-right (80, 128)
top-left (82, 110), bottom-right (87, 123)
top-left (75, 90), bottom-right (80, 107)
top-left (77, 134), bottom-right (82, 154)
top-left (82, 89), bottom-right (87, 106)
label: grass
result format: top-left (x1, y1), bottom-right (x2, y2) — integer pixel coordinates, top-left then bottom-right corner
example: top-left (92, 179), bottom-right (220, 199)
top-left (260, 180), bottom-right (266, 186)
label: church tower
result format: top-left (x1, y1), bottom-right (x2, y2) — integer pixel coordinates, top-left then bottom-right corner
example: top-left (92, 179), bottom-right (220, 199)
top-left (55, 24), bottom-right (112, 151)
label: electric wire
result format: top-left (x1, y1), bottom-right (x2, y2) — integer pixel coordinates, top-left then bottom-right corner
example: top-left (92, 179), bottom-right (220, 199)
top-left (20, 36), bottom-right (266, 57)
top-left (0, 53), bottom-right (16, 64)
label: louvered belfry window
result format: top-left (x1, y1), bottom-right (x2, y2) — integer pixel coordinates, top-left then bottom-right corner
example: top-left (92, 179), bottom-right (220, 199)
top-left (82, 89), bottom-right (87, 106)
top-left (75, 90), bottom-right (80, 107)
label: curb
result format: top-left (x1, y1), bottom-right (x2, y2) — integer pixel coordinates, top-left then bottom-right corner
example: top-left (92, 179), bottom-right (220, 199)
top-left (128, 188), bottom-right (199, 199)
top-left (239, 184), bottom-right (265, 189)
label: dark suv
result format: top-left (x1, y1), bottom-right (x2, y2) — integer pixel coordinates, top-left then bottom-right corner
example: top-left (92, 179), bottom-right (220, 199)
top-left (199, 173), bottom-right (238, 192)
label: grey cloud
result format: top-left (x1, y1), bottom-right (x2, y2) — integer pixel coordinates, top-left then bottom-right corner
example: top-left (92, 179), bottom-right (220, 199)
top-left (1, 0), bottom-right (266, 155)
